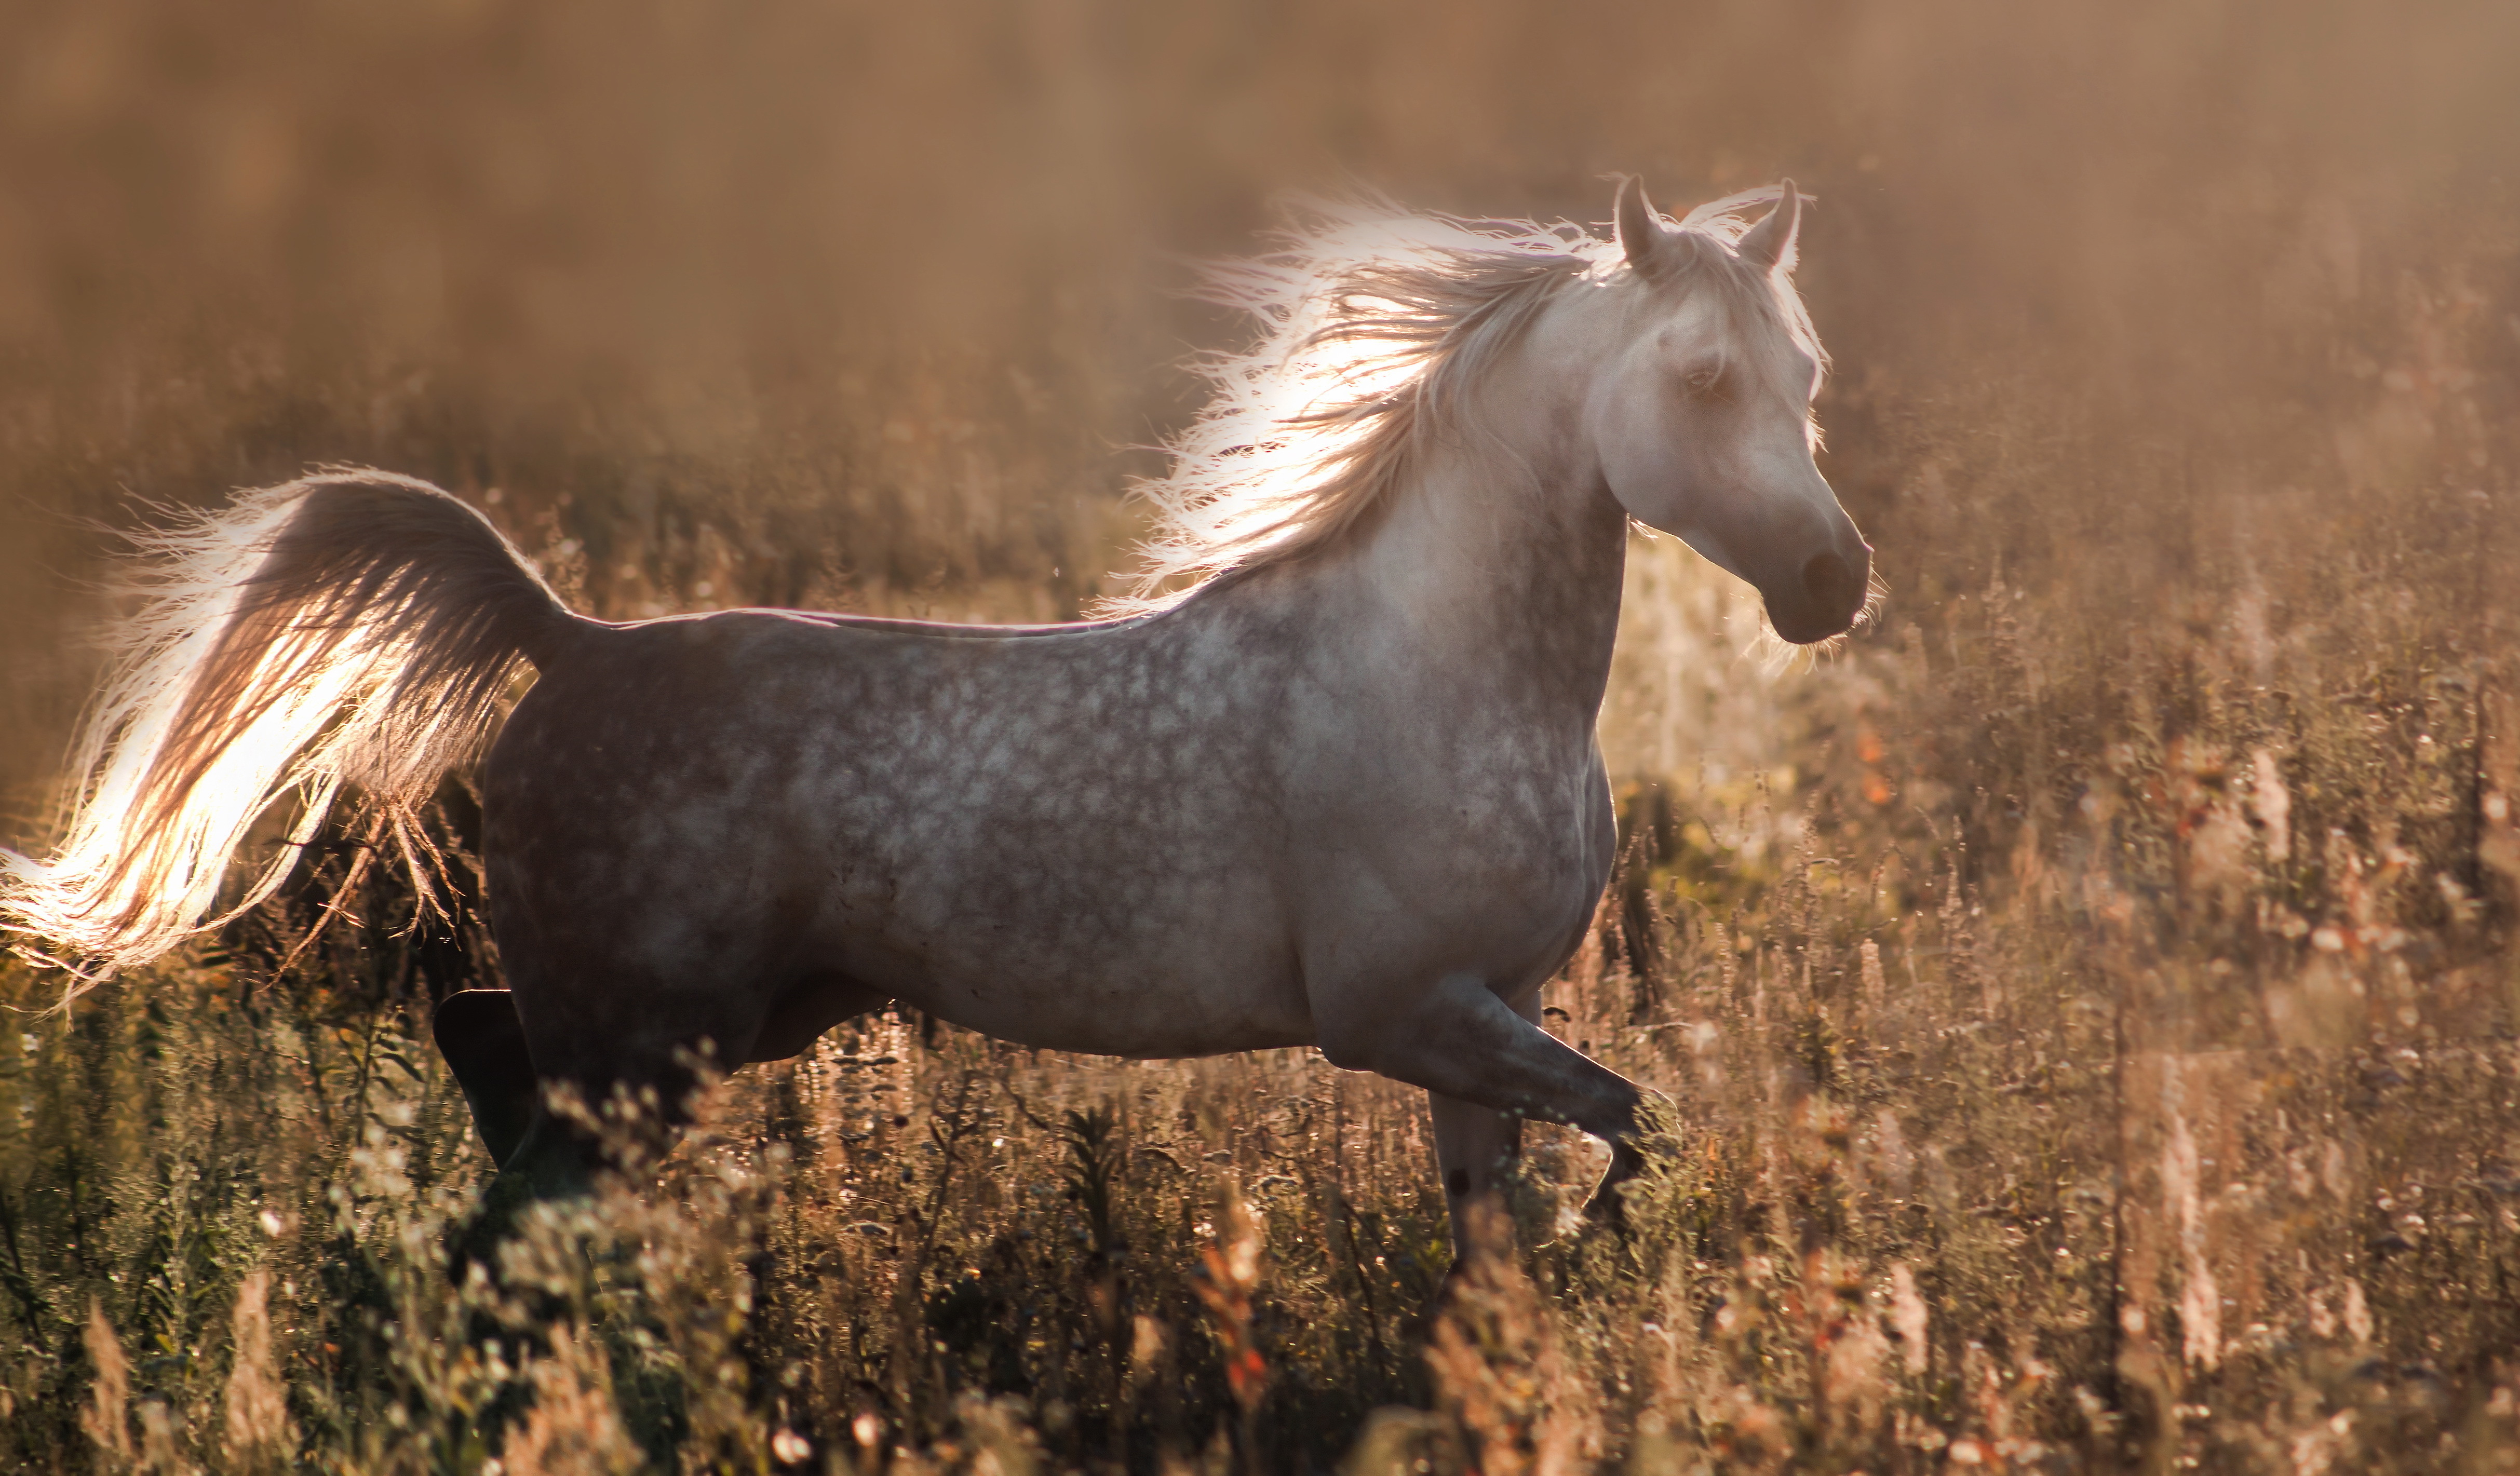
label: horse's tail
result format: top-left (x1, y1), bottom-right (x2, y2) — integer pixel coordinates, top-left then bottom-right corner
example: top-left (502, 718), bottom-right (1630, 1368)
top-left (1, 469), bottom-right (583, 982)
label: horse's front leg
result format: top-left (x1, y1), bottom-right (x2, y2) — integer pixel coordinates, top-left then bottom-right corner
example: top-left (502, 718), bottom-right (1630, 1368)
top-left (1429, 1089), bottom-right (1523, 1257)
top-left (1427, 990), bottom-right (1545, 1261)
top-left (1320, 973), bottom-right (1657, 1250)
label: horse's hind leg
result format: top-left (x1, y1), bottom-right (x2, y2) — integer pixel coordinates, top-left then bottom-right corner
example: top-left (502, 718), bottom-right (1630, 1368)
top-left (445, 1023), bottom-right (715, 1282)
top-left (439, 970), bottom-right (869, 1196)
top-left (432, 990), bottom-right (537, 1169)
top-left (445, 960), bottom-right (766, 1278)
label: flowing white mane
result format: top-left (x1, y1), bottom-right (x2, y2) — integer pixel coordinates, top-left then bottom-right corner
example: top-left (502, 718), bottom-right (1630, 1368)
top-left (1112, 186), bottom-right (1818, 610)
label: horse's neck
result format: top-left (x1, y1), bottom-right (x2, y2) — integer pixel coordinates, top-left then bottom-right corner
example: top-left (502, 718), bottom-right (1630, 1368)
top-left (1335, 428), bottom-right (1630, 724)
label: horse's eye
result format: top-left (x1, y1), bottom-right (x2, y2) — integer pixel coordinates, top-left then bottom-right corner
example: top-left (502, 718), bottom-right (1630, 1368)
top-left (1682, 367), bottom-right (1723, 396)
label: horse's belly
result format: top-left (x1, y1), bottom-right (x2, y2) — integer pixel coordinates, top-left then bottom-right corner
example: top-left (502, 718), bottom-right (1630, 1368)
top-left (817, 856), bottom-right (1312, 1058)
top-left (853, 933), bottom-right (1313, 1059)
top-left (913, 956), bottom-right (1313, 1058)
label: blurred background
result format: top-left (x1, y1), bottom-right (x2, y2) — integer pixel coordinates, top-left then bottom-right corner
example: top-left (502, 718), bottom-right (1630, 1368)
top-left (3, 0), bottom-right (2512, 833)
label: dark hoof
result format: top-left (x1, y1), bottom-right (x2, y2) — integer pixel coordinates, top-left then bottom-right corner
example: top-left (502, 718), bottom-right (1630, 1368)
top-left (1579, 1190), bottom-right (1629, 1237)
top-left (1580, 1142), bottom-right (1649, 1235)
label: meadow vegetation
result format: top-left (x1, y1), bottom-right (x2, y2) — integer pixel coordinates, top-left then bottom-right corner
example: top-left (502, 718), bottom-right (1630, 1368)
top-left (5, 0), bottom-right (2520, 1470)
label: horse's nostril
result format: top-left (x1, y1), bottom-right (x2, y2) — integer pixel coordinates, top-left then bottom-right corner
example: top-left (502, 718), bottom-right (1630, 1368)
top-left (1803, 551), bottom-right (1858, 616)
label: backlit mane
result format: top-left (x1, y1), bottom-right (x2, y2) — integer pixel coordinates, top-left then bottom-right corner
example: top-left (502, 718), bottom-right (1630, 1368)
top-left (1111, 186), bottom-right (1816, 610)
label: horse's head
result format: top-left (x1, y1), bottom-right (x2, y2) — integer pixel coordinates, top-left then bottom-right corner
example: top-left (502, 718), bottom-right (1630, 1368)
top-left (1582, 179), bottom-right (1870, 644)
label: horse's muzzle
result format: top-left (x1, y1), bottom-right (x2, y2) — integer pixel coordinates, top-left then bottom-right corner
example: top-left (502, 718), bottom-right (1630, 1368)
top-left (1767, 546), bottom-right (1871, 644)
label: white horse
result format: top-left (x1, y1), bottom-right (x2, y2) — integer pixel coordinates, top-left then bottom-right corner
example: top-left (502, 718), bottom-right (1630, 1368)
top-left (1, 179), bottom-right (1868, 1258)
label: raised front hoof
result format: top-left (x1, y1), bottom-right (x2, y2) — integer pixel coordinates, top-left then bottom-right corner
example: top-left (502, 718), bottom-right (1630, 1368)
top-left (1579, 1142), bottom-right (1651, 1237)
top-left (1578, 1184), bottom-right (1632, 1237)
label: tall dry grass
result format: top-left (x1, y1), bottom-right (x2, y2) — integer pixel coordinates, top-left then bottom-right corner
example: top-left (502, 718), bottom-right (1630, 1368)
top-left (6, 0), bottom-right (2520, 1470)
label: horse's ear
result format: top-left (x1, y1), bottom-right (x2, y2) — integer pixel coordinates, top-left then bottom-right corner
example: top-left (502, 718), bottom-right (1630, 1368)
top-left (1735, 180), bottom-right (1801, 273)
top-left (1616, 176), bottom-right (1676, 281)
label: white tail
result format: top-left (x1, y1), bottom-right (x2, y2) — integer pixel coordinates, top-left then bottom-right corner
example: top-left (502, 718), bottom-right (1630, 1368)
top-left (1, 470), bottom-right (575, 980)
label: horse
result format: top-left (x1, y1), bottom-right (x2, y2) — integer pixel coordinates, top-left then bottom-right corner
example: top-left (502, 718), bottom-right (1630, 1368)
top-left (0, 178), bottom-right (1868, 1263)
